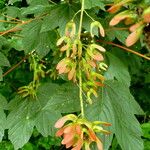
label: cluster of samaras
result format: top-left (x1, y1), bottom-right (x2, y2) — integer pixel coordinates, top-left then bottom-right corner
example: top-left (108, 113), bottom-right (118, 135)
top-left (108, 0), bottom-right (150, 47)
top-left (55, 114), bottom-right (111, 150)
top-left (56, 21), bottom-right (107, 103)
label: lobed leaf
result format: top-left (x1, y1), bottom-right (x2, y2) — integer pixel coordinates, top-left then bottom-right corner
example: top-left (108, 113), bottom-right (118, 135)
top-left (85, 80), bottom-right (144, 150)
top-left (105, 53), bottom-right (131, 87)
top-left (0, 52), bottom-right (10, 67)
top-left (84, 0), bottom-right (105, 10)
top-left (7, 82), bottom-right (80, 149)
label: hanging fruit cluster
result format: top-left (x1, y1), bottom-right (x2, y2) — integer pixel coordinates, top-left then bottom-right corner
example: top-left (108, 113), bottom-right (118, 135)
top-left (55, 114), bottom-right (111, 150)
top-left (108, 0), bottom-right (150, 47)
top-left (18, 52), bottom-right (46, 98)
top-left (56, 20), bottom-right (107, 103)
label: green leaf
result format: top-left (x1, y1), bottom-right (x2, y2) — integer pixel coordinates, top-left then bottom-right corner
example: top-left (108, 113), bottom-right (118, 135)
top-left (0, 94), bottom-right (7, 141)
top-left (41, 3), bottom-right (79, 35)
top-left (0, 68), bottom-right (2, 81)
top-left (35, 82), bottom-right (80, 136)
top-left (7, 82), bottom-right (80, 149)
top-left (0, 52), bottom-right (10, 67)
top-left (84, 0), bottom-right (105, 10)
top-left (9, 37), bottom-right (23, 51)
top-left (0, 94), bottom-right (7, 109)
top-left (105, 53), bottom-right (131, 87)
top-left (114, 30), bottom-right (129, 44)
top-left (0, 110), bottom-right (6, 141)
top-left (21, 20), bottom-right (42, 54)
top-left (21, 5), bottom-right (52, 16)
top-left (43, 83), bottom-right (80, 113)
top-left (7, 100), bottom-right (35, 150)
top-left (106, 28), bottom-right (129, 44)
top-left (85, 94), bottom-right (114, 150)
top-left (27, 0), bottom-right (49, 5)
top-left (21, 20), bottom-right (57, 57)
top-left (35, 110), bottom-right (61, 137)
top-left (141, 123), bottom-right (150, 139)
top-left (35, 30), bottom-right (58, 58)
top-left (6, 6), bottom-right (21, 18)
top-left (85, 80), bottom-right (144, 150)
top-left (8, 0), bottom-right (21, 5)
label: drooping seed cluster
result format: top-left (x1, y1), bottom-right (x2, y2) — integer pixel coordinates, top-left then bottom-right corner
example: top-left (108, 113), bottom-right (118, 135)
top-left (56, 21), bottom-right (107, 103)
top-left (108, 0), bottom-right (150, 47)
top-left (55, 114), bottom-right (111, 150)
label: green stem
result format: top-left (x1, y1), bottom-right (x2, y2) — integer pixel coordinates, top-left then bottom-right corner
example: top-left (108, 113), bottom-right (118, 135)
top-left (84, 10), bottom-right (95, 21)
top-left (72, 10), bottom-right (81, 21)
top-left (78, 0), bottom-right (85, 39)
top-left (78, 0), bottom-right (85, 118)
top-left (79, 66), bottom-right (84, 118)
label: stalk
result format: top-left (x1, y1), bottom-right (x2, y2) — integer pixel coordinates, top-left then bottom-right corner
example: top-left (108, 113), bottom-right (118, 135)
top-left (78, 0), bottom-right (85, 118)
top-left (79, 68), bottom-right (84, 118)
top-left (78, 0), bottom-right (85, 39)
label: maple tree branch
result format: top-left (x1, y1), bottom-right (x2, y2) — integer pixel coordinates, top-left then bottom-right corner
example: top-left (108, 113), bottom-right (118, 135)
top-left (97, 40), bottom-right (150, 61)
top-left (2, 55), bottom-right (29, 77)
top-left (106, 27), bottom-right (128, 31)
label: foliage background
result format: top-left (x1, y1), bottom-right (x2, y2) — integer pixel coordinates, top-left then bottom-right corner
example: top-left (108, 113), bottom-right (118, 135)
top-left (0, 0), bottom-right (150, 150)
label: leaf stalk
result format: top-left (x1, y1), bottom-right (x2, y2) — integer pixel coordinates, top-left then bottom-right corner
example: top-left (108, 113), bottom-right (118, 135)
top-left (78, 0), bottom-right (85, 118)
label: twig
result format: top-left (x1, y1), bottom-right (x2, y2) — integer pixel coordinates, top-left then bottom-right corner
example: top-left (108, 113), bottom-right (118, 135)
top-left (106, 27), bottom-right (128, 31)
top-left (0, 20), bottom-right (19, 24)
top-left (0, 19), bottom-right (32, 36)
top-left (2, 55), bottom-right (30, 77)
top-left (97, 40), bottom-right (150, 61)
top-left (48, 0), bottom-right (57, 4)
top-left (0, 27), bottom-right (22, 35)
top-left (2, 14), bottom-right (22, 22)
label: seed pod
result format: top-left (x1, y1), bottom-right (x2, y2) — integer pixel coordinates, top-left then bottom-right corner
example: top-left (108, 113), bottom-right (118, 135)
top-left (77, 40), bottom-right (82, 58)
top-left (56, 59), bottom-right (66, 70)
top-left (85, 69), bottom-right (90, 79)
top-left (93, 126), bottom-right (111, 135)
top-left (124, 17), bottom-right (135, 25)
top-left (143, 7), bottom-right (150, 23)
top-left (71, 41), bottom-right (77, 58)
top-left (60, 45), bottom-right (69, 52)
top-left (109, 10), bottom-right (137, 26)
top-left (99, 63), bottom-right (108, 71)
top-left (95, 82), bottom-right (104, 87)
top-left (87, 47), bottom-right (104, 61)
top-left (90, 21), bottom-right (105, 37)
top-left (92, 52), bottom-right (104, 61)
top-left (90, 44), bottom-right (106, 52)
top-left (83, 83), bottom-right (89, 91)
top-left (65, 21), bottom-right (76, 38)
top-left (87, 91), bottom-right (93, 104)
top-left (63, 67), bottom-right (70, 73)
top-left (129, 21), bottom-right (144, 32)
top-left (92, 72), bottom-right (105, 81)
top-left (126, 25), bottom-right (144, 47)
top-left (107, 0), bottom-right (133, 14)
top-left (56, 58), bottom-right (70, 74)
top-left (91, 88), bottom-right (98, 97)
top-left (57, 36), bottom-right (66, 46)
top-left (72, 71), bottom-right (77, 83)
top-left (107, 3), bottom-right (122, 14)
top-left (58, 65), bottom-right (67, 74)
top-left (88, 128), bottom-right (97, 141)
top-left (87, 60), bottom-right (96, 68)
top-left (84, 142), bottom-right (91, 150)
top-left (68, 66), bottom-right (76, 80)
top-left (93, 121), bottom-right (112, 126)
top-left (55, 114), bottom-right (78, 128)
